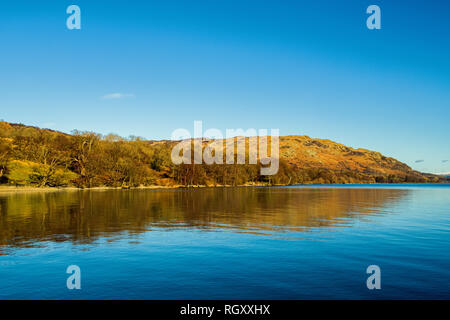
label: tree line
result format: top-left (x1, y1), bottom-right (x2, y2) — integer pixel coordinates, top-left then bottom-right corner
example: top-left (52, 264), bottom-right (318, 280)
top-left (0, 122), bottom-right (436, 188)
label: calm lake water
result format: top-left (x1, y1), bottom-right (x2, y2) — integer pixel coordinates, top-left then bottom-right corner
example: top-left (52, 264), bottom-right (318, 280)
top-left (0, 184), bottom-right (449, 299)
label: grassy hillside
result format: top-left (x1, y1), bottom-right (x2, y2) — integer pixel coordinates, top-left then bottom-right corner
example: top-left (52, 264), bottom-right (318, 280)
top-left (0, 121), bottom-right (441, 188)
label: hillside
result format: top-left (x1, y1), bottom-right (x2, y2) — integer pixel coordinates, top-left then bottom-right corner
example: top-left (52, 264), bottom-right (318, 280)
top-left (437, 172), bottom-right (450, 179)
top-left (279, 135), bottom-right (418, 177)
top-left (0, 121), bottom-right (441, 188)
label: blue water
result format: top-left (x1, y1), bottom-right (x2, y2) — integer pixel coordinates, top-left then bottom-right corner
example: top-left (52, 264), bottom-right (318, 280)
top-left (0, 184), bottom-right (449, 299)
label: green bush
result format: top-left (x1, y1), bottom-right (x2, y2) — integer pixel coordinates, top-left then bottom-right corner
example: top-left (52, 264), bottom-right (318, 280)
top-left (5, 160), bottom-right (35, 185)
top-left (6, 160), bottom-right (78, 187)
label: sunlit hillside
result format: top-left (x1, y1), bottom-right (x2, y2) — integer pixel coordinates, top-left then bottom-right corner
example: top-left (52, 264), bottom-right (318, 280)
top-left (0, 121), bottom-right (442, 188)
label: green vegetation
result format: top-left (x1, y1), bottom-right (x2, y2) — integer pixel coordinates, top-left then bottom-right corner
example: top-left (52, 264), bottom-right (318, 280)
top-left (6, 160), bottom-right (77, 187)
top-left (0, 121), bottom-right (441, 188)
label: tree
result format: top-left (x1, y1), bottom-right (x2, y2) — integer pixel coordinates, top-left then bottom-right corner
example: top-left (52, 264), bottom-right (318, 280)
top-left (70, 131), bottom-right (101, 187)
top-left (0, 138), bottom-right (12, 182)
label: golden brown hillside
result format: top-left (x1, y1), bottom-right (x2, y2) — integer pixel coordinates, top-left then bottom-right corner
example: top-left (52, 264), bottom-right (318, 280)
top-left (0, 121), bottom-right (441, 187)
top-left (279, 136), bottom-right (417, 177)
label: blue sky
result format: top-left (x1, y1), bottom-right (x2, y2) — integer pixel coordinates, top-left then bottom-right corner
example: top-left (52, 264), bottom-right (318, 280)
top-left (0, 0), bottom-right (449, 173)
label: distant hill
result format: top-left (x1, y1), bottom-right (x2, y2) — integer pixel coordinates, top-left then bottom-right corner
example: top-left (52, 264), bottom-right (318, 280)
top-left (0, 121), bottom-right (442, 188)
top-left (279, 135), bottom-right (421, 178)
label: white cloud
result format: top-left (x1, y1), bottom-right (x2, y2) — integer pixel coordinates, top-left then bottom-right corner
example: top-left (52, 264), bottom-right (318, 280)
top-left (101, 93), bottom-right (135, 100)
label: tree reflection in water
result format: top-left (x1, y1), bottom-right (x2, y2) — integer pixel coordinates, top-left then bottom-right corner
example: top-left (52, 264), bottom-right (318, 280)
top-left (0, 187), bottom-right (409, 250)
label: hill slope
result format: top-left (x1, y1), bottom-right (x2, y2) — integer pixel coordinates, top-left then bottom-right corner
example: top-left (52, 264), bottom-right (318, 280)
top-left (279, 135), bottom-right (418, 177)
top-left (0, 121), bottom-right (440, 187)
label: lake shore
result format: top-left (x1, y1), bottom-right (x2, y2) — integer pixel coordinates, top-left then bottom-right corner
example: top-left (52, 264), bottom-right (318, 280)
top-left (0, 182), bottom-right (273, 193)
top-left (1, 181), bottom-right (449, 193)
top-left (0, 185), bottom-right (181, 193)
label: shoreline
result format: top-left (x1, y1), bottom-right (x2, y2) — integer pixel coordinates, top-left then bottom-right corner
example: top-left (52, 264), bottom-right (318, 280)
top-left (0, 185), bottom-right (183, 193)
top-left (1, 181), bottom-right (448, 193)
top-left (0, 182), bottom-right (276, 193)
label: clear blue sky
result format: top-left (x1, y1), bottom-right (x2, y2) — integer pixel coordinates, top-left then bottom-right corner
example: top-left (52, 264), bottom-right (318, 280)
top-left (0, 0), bottom-right (449, 173)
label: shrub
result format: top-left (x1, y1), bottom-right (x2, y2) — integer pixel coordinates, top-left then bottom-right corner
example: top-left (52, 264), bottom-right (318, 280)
top-left (6, 160), bottom-right (78, 187)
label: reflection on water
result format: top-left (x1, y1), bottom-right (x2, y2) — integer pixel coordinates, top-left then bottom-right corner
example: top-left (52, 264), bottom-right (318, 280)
top-left (1, 185), bottom-right (450, 299)
top-left (0, 187), bottom-right (408, 250)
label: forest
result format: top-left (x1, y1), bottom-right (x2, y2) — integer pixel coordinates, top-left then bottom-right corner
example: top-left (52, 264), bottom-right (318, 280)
top-left (0, 121), bottom-right (441, 188)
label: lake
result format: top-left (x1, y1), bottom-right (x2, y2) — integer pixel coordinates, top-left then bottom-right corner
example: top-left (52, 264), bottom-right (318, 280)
top-left (0, 184), bottom-right (449, 299)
